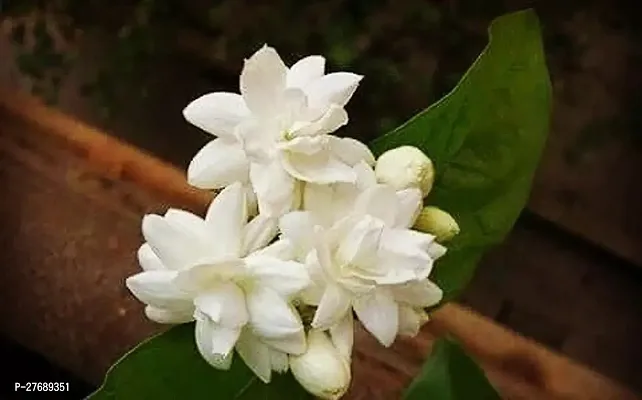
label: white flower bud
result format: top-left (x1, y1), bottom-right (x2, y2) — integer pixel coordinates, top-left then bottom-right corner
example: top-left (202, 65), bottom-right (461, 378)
top-left (289, 330), bottom-right (351, 400)
top-left (374, 146), bottom-right (435, 197)
top-left (413, 206), bottom-right (460, 242)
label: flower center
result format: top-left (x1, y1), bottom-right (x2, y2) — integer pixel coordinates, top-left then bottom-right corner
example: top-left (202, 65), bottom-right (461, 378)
top-left (297, 304), bottom-right (317, 328)
top-left (282, 130), bottom-right (295, 141)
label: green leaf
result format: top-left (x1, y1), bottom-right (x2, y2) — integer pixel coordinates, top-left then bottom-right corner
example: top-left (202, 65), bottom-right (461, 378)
top-left (403, 338), bottom-right (501, 400)
top-left (88, 324), bottom-right (312, 400)
top-left (370, 9), bottom-right (551, 301)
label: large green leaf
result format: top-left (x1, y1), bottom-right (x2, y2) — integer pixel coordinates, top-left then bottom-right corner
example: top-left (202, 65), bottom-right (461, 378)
top-left (403, 338), bottom-right (501, 400)
top-left (88, 324), bottom-right (312, 399)
top-left (370, 9), bottom-right (551, 301)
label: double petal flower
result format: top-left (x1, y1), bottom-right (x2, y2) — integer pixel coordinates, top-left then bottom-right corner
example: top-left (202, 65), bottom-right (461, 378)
top-left (126, 183), bottom-right (310, 383)
top-left (184, 45), bottom-right (374, 218)
top-left (279, 183), bottom-right (445, 357)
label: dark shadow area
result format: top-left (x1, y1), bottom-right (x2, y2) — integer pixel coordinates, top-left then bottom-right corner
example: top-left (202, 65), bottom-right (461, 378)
top-left (0, 336), bottom-right (94, 399)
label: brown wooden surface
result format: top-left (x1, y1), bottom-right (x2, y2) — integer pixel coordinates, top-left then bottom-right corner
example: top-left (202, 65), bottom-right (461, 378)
top-left (462, 215), bottom-right (642, 392)
top-left (0, 91), bottom-right (639, 399)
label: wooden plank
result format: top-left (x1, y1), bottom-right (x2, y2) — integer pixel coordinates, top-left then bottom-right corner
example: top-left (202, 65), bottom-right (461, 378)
top-left (462, 212), bottom-right (642, 393)
top-left (0, 91), bottom-right (638, 399)
top-left (527, 8), bottom-right (642, 269)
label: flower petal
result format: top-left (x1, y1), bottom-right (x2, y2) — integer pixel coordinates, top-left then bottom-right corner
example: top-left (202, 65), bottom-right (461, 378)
top-left (164, 208), bottom-right (216, 246)
top-left (137, 243), bottom-right (165, 271)
top-left (263, 331), bottom-right (308, 357)
top-left (353, 161), bottom-right (377, 188)
top-left (302, 172), bottom-right (368, 229)
top-left (236, 119), bottom-right (279, 164)
top-left (287, 55), bottom-right (325, 89)
top-left (302, 183), bottom-right (338, 227)
top-left (374, 241), bottom-right (433, 285)
top-left (142, 214), bottom-right (207, 270)
top-left (428, 242), bottom-right (448, 260)
top-left (378, 228), bottom-right (434, 281)
top-left (251, 238), bottom-right (295, 260)
top-left (299, 251), bottom-right (328, 306)
top-left (381, 228), bottom-right (434, 255)
top-left (282, 149), bottom-right (356, 185)
top-left (335, 215), bottom-right (384, 267)
top-left (204, 182), bottom-right (248, 258)
top-left (240, 45), bottom-right (288, 117)
top-left (246, 286), bottom-right (306, 354)
top-left (311, 285), bottom-right (352, 330)
top-left (125, 270), bottom-right (192, 309)
top-left (241, 214), bottom-right (278, 256)
top-left (368, 267), bottom-right (419, 286)
top-left (314, 223), bottom-right (340, 278)
top-left (303, 72), bottom-right (363, 112)
top-left (250, 160), bottom-right (296, 218)
top-left (174, 260), bottom-right (247, 293)
top-left (353, 288), bottom-right (399, 347)
top-left (269, 349), bottom-right (290, 373)
top-left (390, 279), bottom-right (443, 308)
top-left (290, 104), bottom-right (348, 137)
top-left (397, 305), bottom-right (421, 337)
top-left (187, 138), bottom-right (249, 190)
top-left (194, 313), bottom-right (236, 369)
top-left (299, 282), bottom-right (324, 306)
top-left (336, 274), bottom-right (377, 295)
top-left (144, 305), bottom-right (194, 324)
top-left (236, 329), bottom-right (272, 383)
top-left (354, 184), bottom-right (398, 226)
top-left (278, 136), bottom-right (328, 155)
top-left (281, 88), bottom-right (309, 125)
top-left (194, 282), bottom-right (249, 328)
top-left (205, 322), bottom-right (242, 356)
top-left (311, 226), bottom-right (340, 281)
top-left (245, 255), bottom-right (310, 296)
top-left (330, 311), bottom-right (354, 361)
top-left (183, 92), bottom-right (249, 139)
top-left (394, 188), bottom-right (423, 229)
top-left (329, 136), bottom-right (375, 167)
top-left (278, 211), bottom-right (317, 256)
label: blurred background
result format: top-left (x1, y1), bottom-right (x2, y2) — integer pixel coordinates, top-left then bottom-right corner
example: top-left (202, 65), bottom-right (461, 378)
top-left (0, 0), bottom-right (641, 397)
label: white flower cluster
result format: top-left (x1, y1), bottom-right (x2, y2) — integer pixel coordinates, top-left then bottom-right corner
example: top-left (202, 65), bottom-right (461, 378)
top-left (126, 45), bottom-right (458, 400)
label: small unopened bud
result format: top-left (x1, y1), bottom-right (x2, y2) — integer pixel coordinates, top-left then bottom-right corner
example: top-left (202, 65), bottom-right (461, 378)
top-left (375, 146), bottom-right (435, 197)
top-left (414, 206), bottom-right (460, 242)
top-left (289, 330), bottom-right (351, 400)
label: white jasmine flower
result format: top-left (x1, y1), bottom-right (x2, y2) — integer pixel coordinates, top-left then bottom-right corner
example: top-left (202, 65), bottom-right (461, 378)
top-left (374, 146), bottom-right (435, 197)
top-left (279, 184), bottom-right (445, 350)
top-left (183, 45), bottom-right (374, 217)
top-left (290, 330), bottom-right (351, 400)
top-left (125, 183), bottom-right (310, 383)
